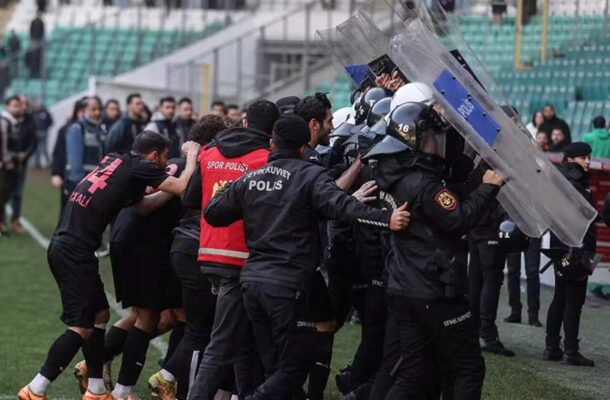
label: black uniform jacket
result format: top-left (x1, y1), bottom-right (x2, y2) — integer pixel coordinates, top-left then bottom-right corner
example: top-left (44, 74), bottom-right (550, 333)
top-left (374, 151), bottom-right (499, 299)
top-left (204, 151), bottom-right (392, 291)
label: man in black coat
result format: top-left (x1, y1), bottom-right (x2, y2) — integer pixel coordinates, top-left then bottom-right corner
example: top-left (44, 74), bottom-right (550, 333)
top-left (544, 142), bottom-right (597, 367)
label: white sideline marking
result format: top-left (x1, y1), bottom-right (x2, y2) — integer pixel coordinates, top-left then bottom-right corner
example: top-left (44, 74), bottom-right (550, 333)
top-left (19, 216), bottom-right (168, 355)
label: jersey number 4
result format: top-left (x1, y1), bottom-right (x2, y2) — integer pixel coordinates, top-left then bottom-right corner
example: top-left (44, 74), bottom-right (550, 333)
top-left (81, 156), bottom-right (123, 194)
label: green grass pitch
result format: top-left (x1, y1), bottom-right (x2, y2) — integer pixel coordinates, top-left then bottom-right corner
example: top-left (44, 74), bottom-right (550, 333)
top-left (0, 170), bottom-right (609, 399)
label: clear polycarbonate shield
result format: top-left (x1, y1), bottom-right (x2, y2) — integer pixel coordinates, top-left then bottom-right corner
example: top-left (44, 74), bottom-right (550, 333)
top-left (317, 0), bottom-right (597, 247)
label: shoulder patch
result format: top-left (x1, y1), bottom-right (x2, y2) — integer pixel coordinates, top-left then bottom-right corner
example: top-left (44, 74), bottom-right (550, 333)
top-left (435, 189), bottom-right (457, 211)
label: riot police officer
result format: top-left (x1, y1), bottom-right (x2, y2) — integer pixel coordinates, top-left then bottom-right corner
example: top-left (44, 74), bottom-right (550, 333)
top-left (364, 102), bottom-right (504, 400)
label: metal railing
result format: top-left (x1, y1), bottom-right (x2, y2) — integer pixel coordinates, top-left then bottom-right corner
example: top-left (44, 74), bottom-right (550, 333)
top-left (165, 0), bottom-right (341, 107)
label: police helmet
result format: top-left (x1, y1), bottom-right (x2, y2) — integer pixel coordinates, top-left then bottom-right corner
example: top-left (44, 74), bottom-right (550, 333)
top-left (497, 220), bottom-right (529, 253)
top-left (332, 107), bottom-right (351, 127)
top-left (354, 87), bottom-right (392, 125)
top-left (366, 97), bottom-right (392, 128)
top-left (389, 82), bottom-right (434, 114)
top-left (363, 102), bottom-right (432, 160)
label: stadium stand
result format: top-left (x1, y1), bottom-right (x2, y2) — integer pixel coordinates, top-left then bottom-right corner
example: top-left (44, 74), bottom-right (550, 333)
top-left (4, 22), bottom-right (226, 104)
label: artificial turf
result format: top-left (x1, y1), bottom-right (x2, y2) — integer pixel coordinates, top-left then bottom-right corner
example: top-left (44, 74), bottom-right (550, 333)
top-left (0, 169), bottom-right (607, 399)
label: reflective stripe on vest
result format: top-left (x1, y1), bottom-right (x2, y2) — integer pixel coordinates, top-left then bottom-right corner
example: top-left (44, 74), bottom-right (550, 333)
top-left (198, 247), bottom-right (249, 259)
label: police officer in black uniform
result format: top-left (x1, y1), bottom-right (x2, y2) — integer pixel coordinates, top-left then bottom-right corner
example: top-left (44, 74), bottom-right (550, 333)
top-left (204, 115), bottom-right (410, 400)
top-left (544, 142), bottom-right (597, 367)
top-left (364, 102), bottom-right (504, 400)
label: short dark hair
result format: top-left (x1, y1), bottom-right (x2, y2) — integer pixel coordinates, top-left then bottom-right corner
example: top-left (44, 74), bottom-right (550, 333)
top-left (294, 92), bottom-right (332, 125)
top-left (189, 114), bottom-right (227, 145)
top-left (132, 131), bottom-right (170, 155)
top-left (105, 99), bottom-right (119, 108)
top-left (178, 97), bottom-right (192, 106)
top-left (226, 104), bottom-right (239, 111)
top-left (592, 115), bottom-right (606, 129)
top-left (4, 95), bottom-right (20, 106)
top-left (160, 96), bottom-right (176, 106)
top-left (245, 99), bottom-right (280, 135)
top-left (211, 100), bottom-right (225, 108)
top-left (126, 93), bottom-right (142, 105)
top-left (544, 103), bottom-right (555, 111)
top-left (85, 96), bottom-right (102, 108)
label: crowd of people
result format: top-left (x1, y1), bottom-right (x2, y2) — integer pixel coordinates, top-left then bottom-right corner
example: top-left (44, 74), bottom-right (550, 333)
top-left (7, 73), bottom-right (606, 400)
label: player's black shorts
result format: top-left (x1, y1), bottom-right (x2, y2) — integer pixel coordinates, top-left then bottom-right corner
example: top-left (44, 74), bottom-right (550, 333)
top-left (110, 241), bottom-right (181, 311)
top-left (48, 238), bottom-right (109, 328)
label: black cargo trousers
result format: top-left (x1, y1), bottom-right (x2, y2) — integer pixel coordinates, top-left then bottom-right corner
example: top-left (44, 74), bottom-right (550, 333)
top-left (468, 239), bottom-right (507, 341)
top-left (241, 281), bottom-right (310, 400)
top-left (369, 295), bottom-right (485, 400)
top-left (188, 276), bottom-right (261, 400)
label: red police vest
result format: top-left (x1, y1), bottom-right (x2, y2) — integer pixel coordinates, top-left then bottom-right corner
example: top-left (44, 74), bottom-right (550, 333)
top-left (198, 146), bottom-right (269, 267)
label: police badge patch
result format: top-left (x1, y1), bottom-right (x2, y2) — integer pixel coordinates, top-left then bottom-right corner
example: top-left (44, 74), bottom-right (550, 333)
top-left (435, 189), bottom-right (457, 211)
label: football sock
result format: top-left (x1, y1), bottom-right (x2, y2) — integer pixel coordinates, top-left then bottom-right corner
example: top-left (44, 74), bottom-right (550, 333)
top-left (39, 330), bottom-right (83, 382)
top-left (111, 383), bottom-right (132, 398)
top-left (28, 374), bottom-right (51, 396)
top-left (87, 378), bottom-right (106, 395)
top-left (165, 321), bottom-right (185, 362)
top-left (83, 328), bottom-right (105, 379)
top-left (103, 326), bottom-right (128, 363)
top-left (307, 332), bottom-right (334, 400)
top-left (117, 328), bottom-right (151, 386)
top-left (160, 369), bottom-right (176, 382)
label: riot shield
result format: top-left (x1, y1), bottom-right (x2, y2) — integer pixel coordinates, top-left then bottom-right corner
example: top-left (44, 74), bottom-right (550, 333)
top-left (317, 0), bottom-right (597, 247)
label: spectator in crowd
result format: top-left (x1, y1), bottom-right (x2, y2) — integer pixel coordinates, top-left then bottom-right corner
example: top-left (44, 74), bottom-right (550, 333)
top-left (37, 0), bottom-right (47, 13)
top-left (105, 93), bottom-right (145, 154)
top-left (31, 99), bottom-right (53, 168)
top-left (51, 98), bottom-right (86, 215)
top-left (0, 61), bottom-right (9, 100)
top-left (540, 104), bottom-right (571, 145)
top-left (8, 30), bottom-right (21, 56)
top-left (101, 98), bottom-right (121, 136)
top-left (226, 104), bottom-right (241, 122)
top-left (210, 100), bottom-right (226, 116)
top-left (7, 30), bottom-right (21, 77)
top-left (0, 96), bottom-right (36, 233)
top-left (64, 97), bottom-right (103, 193)
top-left (25, 40), bottom-right (43, 79)
top-left (581, 116), bottom-right (610, 159)
top-left (176, 97), bottom-right (195, 144)
top-left (526, 110), bottom-right (544, 139)
top-left (145, 96), bottom-right (181, 158)
top-left (141, 103), bottom-right (152, 124)
top-left (491, 0), bottom-right (507, 25)
top-left (8, 95), bottom-right (37, 233)
top-left (536, 130), bottom-right (549, 151)
top-left (30, 12), bottom-right (45, 42)
top-left (0, 96), bottom-right (23, 236)
top-left (549, 128), bottom-right (568, 152)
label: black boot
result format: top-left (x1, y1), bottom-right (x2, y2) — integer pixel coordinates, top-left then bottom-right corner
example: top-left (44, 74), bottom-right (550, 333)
top-left (503, 312), bottom-right (521, 324)
top-left (564, 351), bottom-right (595, 367)
top-left (335, 364), bottom-right (362, 395)
top-left (481, 338), bottom-right (515, 357)
top-left (564, 340), bottom-right (594, 367)
top-left (543, 335), bottom-right (563, 361)
top-left (528, 315), bottom-right (542, 327)
top-left (542, 346), bottom-right (563, 361)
